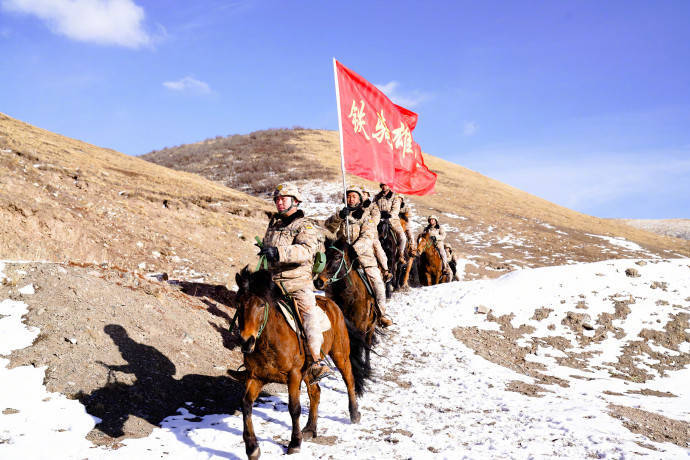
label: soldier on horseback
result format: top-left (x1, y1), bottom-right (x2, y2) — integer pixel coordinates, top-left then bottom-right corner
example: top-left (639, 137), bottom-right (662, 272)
top-left (258, 183), bottom-right (333, 381)
top-left (422, 215), bottom-right (453, 278)
top-left (374, 183), bottom-right (407, 264)
top-left (361, 189), bottom-right (393, 283)
top-left (325, 185), bottom-right (394, 327)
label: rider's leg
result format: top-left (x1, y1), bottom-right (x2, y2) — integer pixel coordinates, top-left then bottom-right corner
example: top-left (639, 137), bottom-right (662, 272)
top-left (436, 243), bottom-right (452, 275)
top-left (364, 266), bottom-right (393, 327)
top-left (391, 220), bottom-right (407, 263)
top-left (292, 289), bottom-right (333, 380)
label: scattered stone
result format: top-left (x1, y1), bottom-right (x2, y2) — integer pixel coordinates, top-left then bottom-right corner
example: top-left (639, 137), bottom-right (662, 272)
top-left (65, 337), bottom-right (77, 345)
top-left (635, 260), bottom-right (647, 266)
top-left (625, 268), bottom-right (640, 278)
top-left (476, 305), bottom-right (490, 314)
top-left (650, 281), bottom-right (668, 291)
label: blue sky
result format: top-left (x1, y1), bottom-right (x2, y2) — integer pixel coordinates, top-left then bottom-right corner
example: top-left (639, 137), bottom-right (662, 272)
top-left (1, 1), bottom-right (689, 218)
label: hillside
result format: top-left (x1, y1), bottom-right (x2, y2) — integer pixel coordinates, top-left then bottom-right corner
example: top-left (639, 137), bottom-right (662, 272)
top-left (0, 112), bottom-right (272, 285)
top-left (143, 129), bottom-right (690, 280)
top-left (617, 219), bottom-right (690, 241)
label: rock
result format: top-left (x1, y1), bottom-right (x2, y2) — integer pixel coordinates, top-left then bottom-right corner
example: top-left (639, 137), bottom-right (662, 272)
top-left (625, 268), bottom-right (640, 278)
top-left (635, 260), bottom-right (647, 266)
top-left (476, 305), bottom-right (490, 314)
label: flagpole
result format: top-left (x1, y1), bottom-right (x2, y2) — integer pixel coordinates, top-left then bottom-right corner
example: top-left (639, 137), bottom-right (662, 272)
top-left (333, 57), bottom-right (351, 243)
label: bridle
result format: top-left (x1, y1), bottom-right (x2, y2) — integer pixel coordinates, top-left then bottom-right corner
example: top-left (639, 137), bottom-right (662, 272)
top-left (322, 245), bottom-right (353, 286)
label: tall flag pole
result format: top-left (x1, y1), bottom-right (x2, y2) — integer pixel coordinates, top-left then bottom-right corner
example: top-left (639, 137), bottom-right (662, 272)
top-left (332, 57), bottom-right (351, 243)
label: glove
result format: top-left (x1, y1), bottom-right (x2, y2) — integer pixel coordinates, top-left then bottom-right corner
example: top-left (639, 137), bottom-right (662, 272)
top-left (339, 207), bottom-right (351, 219)
top-left (352, 208), bottom-right (364, 219)
top-left (258, 245), bottom-right (279, 262)
top-left (431, 236), bottom-right (437, 244)
top-left (380, 211), bottom-right (391, 219)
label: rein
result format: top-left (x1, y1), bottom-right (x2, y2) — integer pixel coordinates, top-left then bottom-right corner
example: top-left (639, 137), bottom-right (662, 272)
top-left (228, 300), bottom-right (271, 340)
top-left (325, 245), bottom-right (353, 285)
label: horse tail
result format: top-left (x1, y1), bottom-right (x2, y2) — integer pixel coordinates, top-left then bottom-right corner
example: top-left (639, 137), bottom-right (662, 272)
top-left (344, 318), bottom-right (372, 396)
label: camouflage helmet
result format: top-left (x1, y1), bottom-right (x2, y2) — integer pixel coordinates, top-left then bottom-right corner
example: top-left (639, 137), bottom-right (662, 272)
top-left (428, 214), bottom-right (439, 223)
top-left (273, 183), bottom-right (303, 203)
top-left (346, 184), bottom-right (364, 202)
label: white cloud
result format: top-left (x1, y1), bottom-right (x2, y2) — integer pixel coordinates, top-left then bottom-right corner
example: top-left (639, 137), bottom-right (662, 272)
top-left (463, 121), bottom-right (478, 136)
top-left (1, 0), bottom-right (151, 48)
top-left (375, 80), bottom-right (429, 108)
top-left (162, 76), bottom-right (211, 94)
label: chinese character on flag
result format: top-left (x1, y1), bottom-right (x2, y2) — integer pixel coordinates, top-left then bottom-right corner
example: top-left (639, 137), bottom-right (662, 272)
top-left (334, 59), bottom-right (437, 196)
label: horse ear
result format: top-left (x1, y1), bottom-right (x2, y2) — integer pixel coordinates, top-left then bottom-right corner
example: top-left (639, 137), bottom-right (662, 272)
top-left (236, 265), bottom-right (251, 292)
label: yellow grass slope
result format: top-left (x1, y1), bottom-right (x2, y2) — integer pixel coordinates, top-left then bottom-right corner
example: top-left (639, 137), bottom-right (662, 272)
top-left (291, 130), bottom-right (690, 272)
top-left (0, 112), bottom-right (271, 283)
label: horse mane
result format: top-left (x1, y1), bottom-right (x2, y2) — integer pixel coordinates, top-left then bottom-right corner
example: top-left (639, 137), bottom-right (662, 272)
top-left (236, 266), bottom-right (283, 301)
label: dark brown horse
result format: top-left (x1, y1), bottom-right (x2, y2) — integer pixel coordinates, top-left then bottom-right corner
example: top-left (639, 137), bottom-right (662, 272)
top-left (314, 239), bottom-right (380, 361)
top-left (235, 267), bottom-right (369, 459)
top-left (415, 232), bottom-right (451, 286)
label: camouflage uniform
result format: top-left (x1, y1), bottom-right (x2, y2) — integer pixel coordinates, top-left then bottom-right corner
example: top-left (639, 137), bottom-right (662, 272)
top-left (374, 189), bottom-right (407, 262)
top-left (325, 200), bottom-right (389, 317)
top-left (399, 199), bottom-right (416, 253)
top-left (423, 215), bottom-right (451, 275)
top-left (263, 198), bottom-right (330, 361)
top-left (361, 197), bottom-right (389, 272)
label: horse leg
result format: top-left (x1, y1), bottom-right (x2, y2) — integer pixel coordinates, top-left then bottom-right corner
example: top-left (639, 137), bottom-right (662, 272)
top-left (242, 378), bottom-right (264, 460)
top-left (302, 377), bottom-right (320, 439)
top-left (330, 350), bottom-right (361, 424)
top-left (286, 369), bottom-right (303, 455)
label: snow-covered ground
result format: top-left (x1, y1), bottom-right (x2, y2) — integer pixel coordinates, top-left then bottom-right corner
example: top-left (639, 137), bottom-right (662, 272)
top-left (1, 259), bottom-right (690, 459)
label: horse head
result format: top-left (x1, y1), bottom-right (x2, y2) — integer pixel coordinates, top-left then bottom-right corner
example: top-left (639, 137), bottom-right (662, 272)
top-left (416, 232), bottom-right (432, 256)
top-left (314, 238), bottom-right (354, 290)
top-left (235, 266), bottom-right (277, 354)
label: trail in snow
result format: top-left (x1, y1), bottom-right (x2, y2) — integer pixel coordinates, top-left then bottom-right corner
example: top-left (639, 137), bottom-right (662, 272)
top-left (1, 259), bottom-right (690, 459)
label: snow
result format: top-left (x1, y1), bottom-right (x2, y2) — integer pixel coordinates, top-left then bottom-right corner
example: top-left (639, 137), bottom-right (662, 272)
top-left (586, 234), bottom-right (651, 254)
top-left (18, 284), bottom-right (35, 295)
top-left (1, 259), bottom-right (690, 458)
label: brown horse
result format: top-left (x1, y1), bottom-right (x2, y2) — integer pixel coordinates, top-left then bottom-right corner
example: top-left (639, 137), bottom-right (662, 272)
top-left (415, 232), bottom-right (451, 286)
top-left (313, 238), bottom-right (380, 362)
top-left (235, 267), bottom-right (369, 459)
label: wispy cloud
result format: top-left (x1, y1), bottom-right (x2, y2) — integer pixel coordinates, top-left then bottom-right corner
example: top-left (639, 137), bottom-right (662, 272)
top-left (375, 81), bottom-right (429, 108)
top-left (162, 76), bottom-right (212, 94)
top-left (463, 121), bottom-right (478, 136)
top-left (458, 146), bottom-right (690, 218)
top-left (1, 0), bottom-right (152, 48)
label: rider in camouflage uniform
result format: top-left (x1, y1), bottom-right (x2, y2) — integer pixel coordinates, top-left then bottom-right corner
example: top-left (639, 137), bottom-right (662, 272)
top-left (325, 185), bottom-right (393, 327)
top-left (422, 215), bottom-right (452, 277)
top-left (398, 198), bottom-right (416, 254)
top-left (374, 183), bottom-right (407, 264)
top-left (361, 189), bottom-right (393, 283)
top-left (259, 183), bottom-right (333, 381)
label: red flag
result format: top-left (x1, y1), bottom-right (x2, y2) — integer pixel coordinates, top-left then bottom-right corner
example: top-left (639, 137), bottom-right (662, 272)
top-left (334, 59), bottom-right (436, 195)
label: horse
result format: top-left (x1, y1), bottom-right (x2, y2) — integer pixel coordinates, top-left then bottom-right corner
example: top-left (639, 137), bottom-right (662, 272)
top-left (314, 238), bottom-right (380, 364)
top-left (415, 232), bottom-right (452, 286)
top-left (235, 267), bottom-right (369, 459)
top-left (377, 218), bottom-right (406, 297)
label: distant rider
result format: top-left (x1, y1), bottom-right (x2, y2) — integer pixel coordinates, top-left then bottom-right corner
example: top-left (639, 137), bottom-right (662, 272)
top-left (422, 215), bottom-right (452, 278)
top-left (325, 185), bottom-right (393, 327)
top-left (374, 183), bottom-right (407, 264)
top-left (361, 189), bottom-right (393, 283)
top-left (259, 183), bottom-right (333, 381)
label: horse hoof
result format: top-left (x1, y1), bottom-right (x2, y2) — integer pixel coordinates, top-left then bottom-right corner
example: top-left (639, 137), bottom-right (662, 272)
top-left (350, 410), bottom-right (361, 424)
top-left (248, 446), bottom-right (261, 460)
top-left (287, 446), bottom-right (301, 455)
top-left (302, 428), bottom-right (317, 440)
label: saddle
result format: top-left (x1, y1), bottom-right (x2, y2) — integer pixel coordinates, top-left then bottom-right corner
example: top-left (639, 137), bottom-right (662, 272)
top-left (354, 266), bottom-right (383, 321)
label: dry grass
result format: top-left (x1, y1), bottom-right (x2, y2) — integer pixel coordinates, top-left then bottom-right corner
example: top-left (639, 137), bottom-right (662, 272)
top-left (143, 128), bottom-right (334, 197)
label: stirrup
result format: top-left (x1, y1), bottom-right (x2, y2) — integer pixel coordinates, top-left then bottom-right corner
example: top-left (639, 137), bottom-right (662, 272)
top-left (383, 270), bottom-right (393, 282)
top-left (308, 359), bottom-right (333, 384)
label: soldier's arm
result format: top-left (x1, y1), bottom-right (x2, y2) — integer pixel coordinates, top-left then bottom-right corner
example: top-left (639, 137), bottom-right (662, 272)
top-left (438, 226), bottom-right (447, 241)
top-left (277, 223), bottom-right (319, 264)
top-left (391, 196), bottom-right (402, 216)
top-left (324, 213), bottom-right (342, 233)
